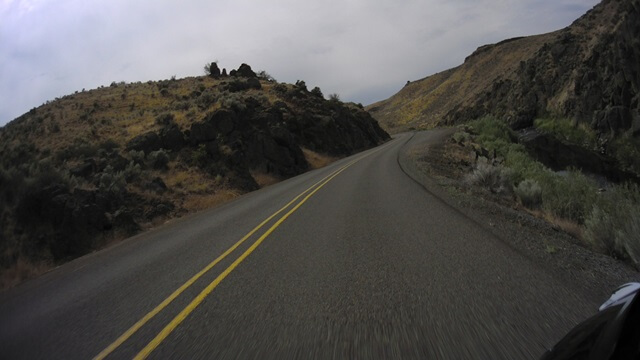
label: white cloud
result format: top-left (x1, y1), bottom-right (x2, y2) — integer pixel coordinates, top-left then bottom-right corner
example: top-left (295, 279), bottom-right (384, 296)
top-left (0, 0), bottom-right (600, 125)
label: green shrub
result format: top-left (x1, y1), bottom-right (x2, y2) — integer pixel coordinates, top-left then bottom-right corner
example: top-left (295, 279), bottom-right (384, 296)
top-left (609, 133), bottom-right (640, 175)
top-left (468, 116), bottom-right (515, 153)
top-left (538, 170), bottom-right (597, 224)
top-left (585, 184), bottom-right (640, 267)
top-left (256, 70), bottom-right (275, 82)
top-left (515, 179), bottom-right (542, 208)
top-left (148, 149), bottom-right (169, 170)
top-left (122, 161), bottom-right (141, 182)
top-left (465, 160), bottom-right (512, 194)
top-left (98, 166), bottom-right (126, 194)
top-left (191, 144), bottom-right (208, 167)
top-left (196, 90), bottom-right (216, 110)
top-left (221, 93), bottom-right (247, 112)
top-left (534, 118), bottom-right (597, 149)
top-left (128, 150), bottom-right (145, 165)
top-left (452, 131), bottom-right (471, 144)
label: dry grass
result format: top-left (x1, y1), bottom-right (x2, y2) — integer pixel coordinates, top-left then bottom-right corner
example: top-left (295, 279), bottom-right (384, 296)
top-left (367, 32), bottom-right (554, 132)
top-left (250, 171), bottom-right (281, 187)
top-left (302, 148), bottom-right (337, 169)
top-left (1, 257), bottom-right (52, 290)
top-left (182, 189), bottom-right (242, 212)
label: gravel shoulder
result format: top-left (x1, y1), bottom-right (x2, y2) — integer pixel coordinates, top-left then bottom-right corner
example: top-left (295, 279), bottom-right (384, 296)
top-left (398, 129), bottom-right (640, 302)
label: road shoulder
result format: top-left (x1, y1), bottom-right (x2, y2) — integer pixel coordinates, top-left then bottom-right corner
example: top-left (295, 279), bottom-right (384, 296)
top-left (398, 129), bottom-right (640, 302)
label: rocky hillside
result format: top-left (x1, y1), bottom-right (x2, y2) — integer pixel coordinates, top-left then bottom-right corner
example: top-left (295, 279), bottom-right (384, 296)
top-left (368, 0), bottom-right (640, 137)
top-left (0, 63), bottom-right (389, 287)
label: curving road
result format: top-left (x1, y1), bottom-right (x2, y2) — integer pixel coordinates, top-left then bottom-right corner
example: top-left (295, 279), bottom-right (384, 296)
top-left (0, 131), bottom-right (602, 359)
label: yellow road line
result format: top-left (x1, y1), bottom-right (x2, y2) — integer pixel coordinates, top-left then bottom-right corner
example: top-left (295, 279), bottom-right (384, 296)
top-left (93, 162), bottom-right (354, 360)
top-left (133, 160), bottom-right (357, 360)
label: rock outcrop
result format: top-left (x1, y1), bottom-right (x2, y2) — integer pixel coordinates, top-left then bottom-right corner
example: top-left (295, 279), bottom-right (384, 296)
top-left (0, 65), bottom-right (389, 280)
top-left (368, 0), bottom-right (640, 137)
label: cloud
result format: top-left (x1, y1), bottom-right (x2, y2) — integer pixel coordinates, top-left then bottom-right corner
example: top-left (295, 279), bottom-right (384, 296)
top-left (0, 0), bottom-right (599, 126)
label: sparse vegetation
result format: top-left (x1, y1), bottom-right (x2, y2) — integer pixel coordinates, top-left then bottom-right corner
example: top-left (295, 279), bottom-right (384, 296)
top-left (464, 115), bottom-right (640, 268)
top-left (514, 179), bottom-right (542, 208)
top-left (465, 160), bottom-right (512, 195)
top-left (0, 63), bottom-right (389, 289)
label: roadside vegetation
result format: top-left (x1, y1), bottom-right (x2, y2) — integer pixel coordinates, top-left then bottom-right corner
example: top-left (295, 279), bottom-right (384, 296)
top-left (455, 116), bottom-right (640, 268)
top-left (0, 62), bottom-right (388, 289)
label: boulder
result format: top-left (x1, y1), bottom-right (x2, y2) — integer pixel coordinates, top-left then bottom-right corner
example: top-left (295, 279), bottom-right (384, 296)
top-left (234, 63), bottom-right (257, 78)
top-left (208, 109), bottom-right (236, 135)
top-left (159, 124), bottom-right (186, 150)
top-left (208, 62), bottom-right (221, 78)
top-left (189, 121), bottom-right (217, 144)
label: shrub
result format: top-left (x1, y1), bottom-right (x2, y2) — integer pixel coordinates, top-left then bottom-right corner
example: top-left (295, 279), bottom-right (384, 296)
top-left (585, 184), bottom-right (640, 267)
top-left (122, 161), bottom-right (141, 182)
top-left (465, 160), bottom-right (512, 194)
top-left (467, 116), bottom-right (516, 157)
top-left (256, 70), bottom-right (275, 82)
top-left (609, 133), bottom-right (640, 175)
top-left (328, 93), bottom-right (340, 102)
top-left (98, 166), bottom-right (126, 195)
top-left (191, 144), bottom-right (208, 167)
top-left (539, 170), bottom-right (597, 224)
top-left (310, 86), bottom-right (323, 98)
top-left (295, 80), bottom-right (307, 91)
top-left (99, 139), bottom-right (119, 153)
top-left (128, 150), bottom-right (146, 165)
top-left (272, 83), bottom-right (288, 94)
top-left (515, 179), bottom-right (542, 208)
top-left (196, 90), bottom-right (216, 110)
top-left (534, 118), bottom-right (597, 149)
top-left (155, 112), bottom-right (175, 126)
top-left (148, 149), bottom-right (169, 170)
top-left (452, 131), bottom-right (471, 144)
top-left (221, 93), bottom-right (247, 112)
top-left (616, 211), bottom-right (640, 268)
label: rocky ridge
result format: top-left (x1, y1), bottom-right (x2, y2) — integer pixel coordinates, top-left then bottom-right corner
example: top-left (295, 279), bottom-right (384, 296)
top-left (0, 64), bottom-right (389, 287)
top-left (368, 0), bottom-right (640, 137)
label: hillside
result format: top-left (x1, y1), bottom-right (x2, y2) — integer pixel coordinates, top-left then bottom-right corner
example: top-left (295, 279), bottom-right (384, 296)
top-left (0, 64), bottom-right (389, 287)
top-left (368, 0), bottom-right (640, 139)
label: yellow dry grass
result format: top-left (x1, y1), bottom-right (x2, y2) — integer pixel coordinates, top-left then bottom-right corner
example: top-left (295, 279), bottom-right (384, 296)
top-left (250, 171), bottom-right (281, 187)
top-left (182, 190), bottom-right (242, 212)
top-left (302, 148), bottom-right (338, 169)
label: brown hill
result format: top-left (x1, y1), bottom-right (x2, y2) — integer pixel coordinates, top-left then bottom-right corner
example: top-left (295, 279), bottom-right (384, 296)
top-left (0, 64), bottom-right (389, 287)
top-left (368, 0), bottom-right (640, 137)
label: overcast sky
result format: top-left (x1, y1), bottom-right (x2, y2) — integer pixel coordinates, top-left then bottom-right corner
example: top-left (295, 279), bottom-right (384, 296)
top-left (1, 0), bottom-right (599, 126)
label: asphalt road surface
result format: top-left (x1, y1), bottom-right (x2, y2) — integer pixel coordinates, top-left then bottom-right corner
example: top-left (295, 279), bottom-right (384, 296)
top-left (0, 131), bottom-right (603, 359)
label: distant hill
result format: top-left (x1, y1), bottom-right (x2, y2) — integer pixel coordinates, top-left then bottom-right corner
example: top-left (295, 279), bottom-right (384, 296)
top-left (0, 63), bottom-right (389, 287)
top-left (368, 0), bottom-right (640, 137)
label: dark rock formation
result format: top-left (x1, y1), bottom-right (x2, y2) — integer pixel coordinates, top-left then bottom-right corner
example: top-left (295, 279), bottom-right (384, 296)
top-left (126, 132), bottom-right (162, 153)
top-left (159, 124), bottom-right (186, 151)
top-left (234, 63), bottom-right (257, 78)
top-left (208, 62), bottom-right (221, 78)
top-left (444, 0), bottom-right (640, 135)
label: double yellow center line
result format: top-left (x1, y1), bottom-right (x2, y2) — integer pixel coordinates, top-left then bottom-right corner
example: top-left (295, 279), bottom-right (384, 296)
top-left (93, 152), bottom-right (369, 359)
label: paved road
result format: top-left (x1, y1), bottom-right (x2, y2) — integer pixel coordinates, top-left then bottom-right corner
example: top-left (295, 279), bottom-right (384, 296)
top-left (0, 131), bottom-right (603, 359)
